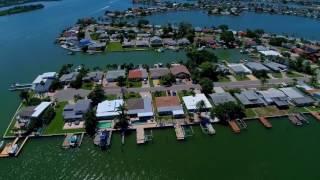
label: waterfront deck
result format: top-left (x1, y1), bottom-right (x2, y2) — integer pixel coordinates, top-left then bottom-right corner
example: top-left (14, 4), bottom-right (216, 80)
top-left (136, 127), bottom-right (145, 144)
top-left (310, 112), bottom-right (320, 121)
top-left (288, 114), bottom-right (302, 126)
top-left (200, 123), bottom-right (216, 135)
top-left (174, 124), bottom-right (185, 140)
top-left (259, 117), bottom-right (272, 128)
top-left (228, 120), bottom-right (241, 133)
top-left (62, 133), bottom-right (83, 149)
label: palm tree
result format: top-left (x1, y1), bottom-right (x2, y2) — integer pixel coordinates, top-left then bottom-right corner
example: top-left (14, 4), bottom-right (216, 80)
top-left (116, 104), bottom-right (129, 132)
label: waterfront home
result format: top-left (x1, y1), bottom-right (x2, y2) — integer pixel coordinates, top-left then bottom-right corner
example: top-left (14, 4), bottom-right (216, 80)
top-left (259, 49), bottom-right (282, 57)
top-left (235, 90), bottom-right (265, 107)
top-left (150, 36), bottom-right (163, 47)
top-left (182, 94), bottom-right (212, 112)
top-left (127, 97), bottom-right (154, 122)
top-left (88, 43), bottom-right (106, 51)
top-left (59, 72), bottom-right (79, 85)
top-left (170, 65), bottom-right (191, 79)
top-left (280, 87), bottom-right (315, 107)
top-left (63, 99), bottom-right (92, 122)
top-left (163, 38), bottom-right (177, 46)
top-left (155, 96), bottom-right (184, 118)
top-left (245, 62), bottom-right (270, 72)
top-left (106, 70), bottom-right (126, 82)
top-left (122, 40), bottom-right (136, 48)
top-left (16, 102), bottom-right (52, 129)
top-left (209, 92), bottom-right (237, 106)
top-left (263, 61), bottom-right (288, 72)
top-left (32, 72), bottom-right (57, 93)
top-left (96, 99), bottom-right (124, 119)
top-left (128, 69), bottom-right (148, 80)
top-left (257, 88), bottom-right (289, 109)
top-left (216, 64), bottom-right (230, 75)
top-left (135, 39), bottom-right (150, 47)
top-left (177, 38), bottom-right (190, 46)
top-left (82, 71), bottom-right (104, 83)
top-left (227, 63), bottom-right (252, 75)
top-left (149, 68), bottom-right (170, 79)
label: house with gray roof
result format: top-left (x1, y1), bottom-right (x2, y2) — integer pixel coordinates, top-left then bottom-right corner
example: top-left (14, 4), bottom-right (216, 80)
top-left (263, 61), bottom-right (288, 72)
top-left (150, 36), bottom-right (163, 47)
top-left (83, 71), bottom-right (104, 83)
top-left (228, 64), bottom-right (252, 75)
top-left (235, 90), bottom-right (265, 107)
top-left (127, 97), bottom-right (154, 121)
top-left (245, 62), bottom-right (270, 72)
top-left (59, 72), bottom-right (79, 85)
top-left (209, 92), bottom-right (237, 106)
top-left (63, 99), bottom-right (92, 122)
top-left (280, 87), bottom-right (315, 106)
top-left (257, 88), bottom-right (289, 109)
top-left (136, 39), bottom-right (150, 47)
top-left (106, 70), bottom-right (126, 82)
top-left (122, 40), bottom-right (135, 48)
top-left (177, 38), bottom-right (190, 46)
top-left (149, 68), bottom-right (170, 79)
top-left (32, 72), bottom-right (57, 93)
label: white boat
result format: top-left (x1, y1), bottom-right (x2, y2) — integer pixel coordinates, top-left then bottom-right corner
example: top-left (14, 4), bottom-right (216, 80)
top-left (7, 144), bottom-right (18, 156)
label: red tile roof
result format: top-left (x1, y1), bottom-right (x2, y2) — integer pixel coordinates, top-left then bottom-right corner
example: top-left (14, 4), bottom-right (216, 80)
top-left (170, 65), bottom-right (190, 76)
top-left (128, 69), bottom-right (142, 79)
top-left (155, 96), bottom-right (181, 107)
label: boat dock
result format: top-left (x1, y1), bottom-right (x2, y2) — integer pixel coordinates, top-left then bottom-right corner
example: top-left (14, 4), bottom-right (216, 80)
top-left (296, 113), bottom-right (309, 124)
top-left (136, 127), bottom-right (145, 144)
top-left (0, 136), bottom-right (29, 158)
top-left (15, 136), bottom-right (29, 156)
top-left (259, 117), bottom-right (272, 128)
top-left (236, 118), bottom-right (247, 129)
top-left (8, 83), bottom-right (32, 91)
top-left (228, 120), bottom-right (241, 133)
top-left (174, 124), bottom-right (185, 140)
top-left (94, 130), bottom-right (112, 148)
top-left (62, 133), bottom-right (84, 149)
top-left (310, 112), bottom-right (320, 121)
top-left (200, 122), bottom-right (216, 135)
top-left (288, 114), bottom-right (302, 126)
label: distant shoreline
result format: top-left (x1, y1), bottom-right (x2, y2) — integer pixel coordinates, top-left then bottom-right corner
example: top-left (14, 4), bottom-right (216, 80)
top-left (0, 0), bottom-right (60, 8)
top-left (0, 4), bottom-right (44, 16)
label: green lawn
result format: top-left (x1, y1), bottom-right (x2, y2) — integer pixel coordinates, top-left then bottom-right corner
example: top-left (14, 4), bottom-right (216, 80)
top-left (127, 80), bottom-right (142, 88)
top-left (217, 76), bottom-right (231, 82)
top-left (106, 42), bottom-right (123, 52)
top-left (4, 103), bottom-right (25, 137)
top-left (124, 92), bottom-right (141, 99)
top-left (245, 108), bottom-right (257, 118)
top-left (306, 106), bottom-right (320, 112)
top-left (288, 106), bottom-right (308, 113)
top-left (43, 102), bottom-right (85, 135)
top-left (105, 94), bottom-right (119, 100)
top-left (81, 82), bottom-right (94, 90)
top-left (286, 71), bottom-right (303, 78)
top-left (234, 75), bottom-right (249, 81)
top-left (153, 91), bottom-right (167, 97)
top-left (272, 73), bottom-right (283, 78)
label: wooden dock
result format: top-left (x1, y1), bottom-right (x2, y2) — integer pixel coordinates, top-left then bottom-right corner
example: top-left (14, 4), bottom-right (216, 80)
top-left (15, 136), bottom-right (29, 156)
top-left (310, 112), bottom-right (320, 121)
top-left (288, 114), bottom-right (302, 126)
top-left (228, 120), bottom-right (241, 133)
top-left (136, 127), bottom-right (145, 144)
top-left (0, 143), bottom-right (11, 158)
top-left (259, 117), bottom-right (272, 128)
top-left (174, 124), bottom-right (185, 140)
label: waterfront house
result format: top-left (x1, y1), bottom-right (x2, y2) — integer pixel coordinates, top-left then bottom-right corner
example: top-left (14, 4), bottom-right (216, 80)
top-left (82, 71), bottom-right (104, 83)
top-left (182, 94), bottom-right (212, 112)
top-left (106, 70), bottom-right (126, 82)
top-left (59, 72), bottom-right (79, 85)
top-left (227, 63), bottom-right (252, 75)
top-left (96, 99), bottom-right (124, 119)
top-left (135, 39), bottom-right (150, 47)
top-left (216, 64), bottom-right (230, 75)
top-left (170, 65), bottom-right (191, 79)
top-left (150, 36), bottom-right (163, 47)
top-left (263, 61), bottom-right (288, 72)
top-left (149, 68), bottom-right (170, 79)
top-left (16, 102), bottom-right (52, 129)
top-left (63, 99), bottom-right (92, 122)
top-left (155, 96), bottom-right (184, 118)
top-left (127, 97), bottom-right (154, 121)
top-left (32, 72), bottom-right (57, 93)
top-left (122, 40), bottom-right (136, 48)
top-left (280, 87), bottom-right (315, 107)
top-left (257, 88), bottom-right (289, 109)
top-left (235, 90), bottom-right (265, 107)
top-left (177, 38), bottom-right (190, 46)
top-left (259, 49), bottom-right (282, 57)
top-left (209, 92), bottom-right (237, 106)
top-left (163, 38), bottom-right (177, 46)
top-left (128, 69), bottom-right (148, 80)
top-left (245, 62), bottom-right (270, 72)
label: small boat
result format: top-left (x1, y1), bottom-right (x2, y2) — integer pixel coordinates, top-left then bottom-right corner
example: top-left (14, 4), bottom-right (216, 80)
top-left (156, 47), bottom-right (164, 52)
top-left (69, 135), bottom-right (78, 147)
top-left (0, 140), bottom-right (4, 150)
top-left (7, 144), bottom-right (18, 156)
top-left (67, 51), bottom-right (75, 55)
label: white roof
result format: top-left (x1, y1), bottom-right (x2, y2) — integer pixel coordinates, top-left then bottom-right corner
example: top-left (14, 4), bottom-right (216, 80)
top-left (32, 72), bottom-right (56, 84)
top-left (96, 99), bottom-right (124, 117)
top-left (259, 50), bottom-right (282, 57)
top-left (138, 112), bottom-right (154, 117)
top-left (182, 94), bottom-right (212, 111)
top-left (173, 110), bottom-right (184, 115)
top-left (31, 102), bottom-right (52, 118)
top-left (213, 87), bottom-right (225, 93)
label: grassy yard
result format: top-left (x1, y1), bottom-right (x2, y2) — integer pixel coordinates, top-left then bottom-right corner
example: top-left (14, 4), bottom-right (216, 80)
top-left (127, 80), bottom-right (142, 88)
top-left (106, 42), bottom-right (123, 52)
top-left (217, 75), bottom-right (231, 82)
top-left (306, 106), bottom-right (320, 112)
top-left (125, 92), bottom-right (141, 99)
top-left (234, 75), bottom-right (249, 81)
top-left (153, 91), bottom-right (167, 97)
top-left (286, 71), bottom-right (303, 78)
top-left (245, 108), bottom-right (257, 118)
top-left (105, 94), bottom-right (119, 100)
top-left (4, 103), bottom-right (25, 137)
top-left (43, 102), bottom-right (85, 135)
top-left (81, 82), bottom-right (94, 90)
top-left (253, 106), bottom-right (289, 117)
top-left (288, 106), bottom-right (308, 113)
top-left (272, 73), bottom-right (283, 78)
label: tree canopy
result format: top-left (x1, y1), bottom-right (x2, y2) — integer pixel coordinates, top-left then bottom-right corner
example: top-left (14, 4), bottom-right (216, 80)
top-left (211, 102), bottom-right (245, 124)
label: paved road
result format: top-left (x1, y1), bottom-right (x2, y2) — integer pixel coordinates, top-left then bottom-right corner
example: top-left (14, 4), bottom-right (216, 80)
top-left (104, 84), bottom-right (201, 94)
top-left (214, 77), bottom-right (310, 89)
